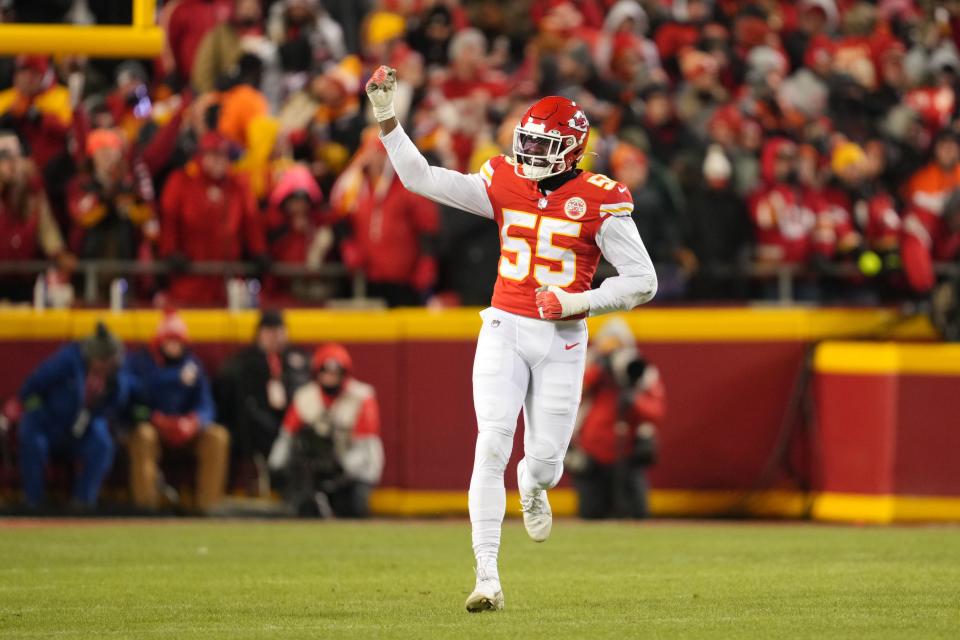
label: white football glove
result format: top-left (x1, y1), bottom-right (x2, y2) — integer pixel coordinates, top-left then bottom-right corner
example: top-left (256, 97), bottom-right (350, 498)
top-left (365, 65), bottom-right (397, 123)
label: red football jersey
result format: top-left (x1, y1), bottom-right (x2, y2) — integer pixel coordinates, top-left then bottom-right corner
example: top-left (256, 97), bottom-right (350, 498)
top-left (479, 155), bottom-right (634, 319)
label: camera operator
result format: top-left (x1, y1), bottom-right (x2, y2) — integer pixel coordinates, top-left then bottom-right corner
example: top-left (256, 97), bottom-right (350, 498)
top-left (568, 318), bottom-right (666, 519)
top-left (267, 343), bottom-right (383, 518)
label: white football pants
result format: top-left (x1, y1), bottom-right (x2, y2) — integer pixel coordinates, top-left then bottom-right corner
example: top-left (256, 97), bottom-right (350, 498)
top-left (468, 306), bottom-right (587, 574)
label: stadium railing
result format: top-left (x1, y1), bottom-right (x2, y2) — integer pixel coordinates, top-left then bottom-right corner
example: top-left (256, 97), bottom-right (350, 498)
top-left (1, 260), bottom-right (958, 305)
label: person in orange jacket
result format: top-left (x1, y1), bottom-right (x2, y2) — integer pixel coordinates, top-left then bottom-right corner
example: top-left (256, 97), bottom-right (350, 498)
top-left (568, 318), bottom-right (666, 519)
top-left (904, 129), bottom-right (960, 216)
top-left (159, 131), bottom-right (268, 305)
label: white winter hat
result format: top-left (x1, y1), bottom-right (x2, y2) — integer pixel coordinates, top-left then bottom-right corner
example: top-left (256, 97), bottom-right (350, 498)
top-left (704, 144), bottom-right (732, 182)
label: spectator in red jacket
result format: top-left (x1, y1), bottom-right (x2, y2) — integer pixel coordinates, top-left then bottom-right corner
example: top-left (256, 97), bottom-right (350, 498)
top-left (267, 343), bottom-right (383, 518)
top-left (0, 131), bottom-right (72, 301)
top-left (902, 189), bottom-right (960, 295)
top-left (749, 138), bottom-right (825, 265)
top-left (819, 141), bottom-right (901, 257)
top-left (160, 132), bottom-right (267, 305)
top-left (263, 164), bottom-right (334, 302)
top-left (331, 132), bottom-right (439, 307)
top-left (0, 56), bottom-right (72, 170)
top-left (569, 318), bottom-right (665, 519)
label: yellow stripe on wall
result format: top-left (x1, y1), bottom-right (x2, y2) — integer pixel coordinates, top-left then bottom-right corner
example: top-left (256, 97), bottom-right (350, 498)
top-left (0, 307), bottom-right (937, 343)
top-left (815, 342), bottom-right (960, 375)
top-left (369, 488), bottom-right (960, 523)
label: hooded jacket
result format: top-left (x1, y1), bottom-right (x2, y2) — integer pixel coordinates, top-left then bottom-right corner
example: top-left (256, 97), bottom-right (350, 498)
top-left (748, 139), bottom-right (823, 264)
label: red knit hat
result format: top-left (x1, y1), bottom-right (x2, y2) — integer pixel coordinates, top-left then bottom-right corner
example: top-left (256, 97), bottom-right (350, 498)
top-left (197, 132), bottom-right (231, 156)
top-left (86, 128), bottom-right (124, 156)
top-left (15, 55), bottom-right (49, 75)
top-left (311, 343), bottom-right (353, 374)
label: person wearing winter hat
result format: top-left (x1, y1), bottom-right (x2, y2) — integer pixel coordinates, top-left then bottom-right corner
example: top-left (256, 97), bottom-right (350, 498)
top-left (263, 164), bottom-right (334, 302)
top-left (820, 141), bottom-right (901, 273)
top-left (11, 322), bottom-right (130, 510)
top-left (684, 145), bottom-right (751, 299)
top-left (67, 127), bottom-right (158, 263)
top-left (124, 310), bottom-right (229, 513)
top-left (159, 131), bottom-right (268, 305)
top-left (268, 342), bottom-right (383, 517)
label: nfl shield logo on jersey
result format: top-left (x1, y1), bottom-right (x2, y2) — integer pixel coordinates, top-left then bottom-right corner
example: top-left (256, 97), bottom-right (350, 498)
top-left (564, 197), bottom-right (587, 220)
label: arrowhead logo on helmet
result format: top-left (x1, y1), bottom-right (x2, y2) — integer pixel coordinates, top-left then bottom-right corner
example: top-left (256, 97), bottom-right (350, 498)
top-left (513, 96), bottom-right (590, 181)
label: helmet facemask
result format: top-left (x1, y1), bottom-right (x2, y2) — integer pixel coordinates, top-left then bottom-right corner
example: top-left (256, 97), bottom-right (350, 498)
top-left (513, 126), bottom-right (579, 180)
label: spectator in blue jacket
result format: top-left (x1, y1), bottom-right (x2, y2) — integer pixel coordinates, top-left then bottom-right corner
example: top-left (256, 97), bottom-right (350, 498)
top-left (17, 322), bottom-right (128, 510)
top-left (125, 310), bottom-right (229, 513)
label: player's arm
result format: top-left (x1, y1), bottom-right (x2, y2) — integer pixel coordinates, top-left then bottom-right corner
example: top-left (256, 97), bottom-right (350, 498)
top-left (365, 66), bottom-right (494, 219)
top-left (586, 214), bottom-right (658, 315)
top-left (537, 206), bottom-right (657, 319)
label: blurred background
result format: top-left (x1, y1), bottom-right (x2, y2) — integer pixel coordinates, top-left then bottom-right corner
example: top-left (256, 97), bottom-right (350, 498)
top-left (0, 0), bottom-right (958, 524)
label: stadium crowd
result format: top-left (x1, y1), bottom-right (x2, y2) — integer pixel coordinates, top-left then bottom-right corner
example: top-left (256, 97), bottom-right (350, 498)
top-left (1, 0), bottom-right (960, 306)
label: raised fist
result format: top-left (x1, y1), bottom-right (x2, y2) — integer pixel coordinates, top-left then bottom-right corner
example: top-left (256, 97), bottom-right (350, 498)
top-left (365, 66), bottom-right (397, 123)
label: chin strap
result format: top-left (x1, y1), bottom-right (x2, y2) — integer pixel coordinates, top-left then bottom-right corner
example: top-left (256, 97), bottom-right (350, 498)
top-left (537, 168), bottom-right (579, 194)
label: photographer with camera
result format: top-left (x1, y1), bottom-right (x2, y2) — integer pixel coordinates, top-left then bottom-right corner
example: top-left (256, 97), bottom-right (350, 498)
top-left (568, 318), bottom-right (666, 519)
top-left (267, 343), bottom-right (383, 518)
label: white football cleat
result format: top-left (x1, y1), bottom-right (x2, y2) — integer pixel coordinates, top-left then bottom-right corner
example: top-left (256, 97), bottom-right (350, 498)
top-left (518, 459), bottom-right (552, 542)
top-left (465, 566), bottom-right (504, 613)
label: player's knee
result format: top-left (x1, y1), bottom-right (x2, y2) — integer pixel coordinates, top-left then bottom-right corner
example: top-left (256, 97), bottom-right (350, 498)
top-left (526, 456), bottom-right (563, 490)
top-left (474, 429), bottom-right (513, 474)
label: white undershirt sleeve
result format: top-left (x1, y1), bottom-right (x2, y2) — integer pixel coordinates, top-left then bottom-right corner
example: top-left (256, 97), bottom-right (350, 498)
top-left (380, 125), bottom-right (494, 219)
top-left (586, 215), bottom-right (658, 315)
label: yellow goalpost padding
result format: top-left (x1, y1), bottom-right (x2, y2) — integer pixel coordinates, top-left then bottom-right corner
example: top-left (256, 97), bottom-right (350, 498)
top-left (0, 0), bottom-right (162, 58)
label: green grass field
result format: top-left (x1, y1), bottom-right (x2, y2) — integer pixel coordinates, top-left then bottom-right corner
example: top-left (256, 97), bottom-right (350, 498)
top-left (1, 519), bottom-right (958, 639)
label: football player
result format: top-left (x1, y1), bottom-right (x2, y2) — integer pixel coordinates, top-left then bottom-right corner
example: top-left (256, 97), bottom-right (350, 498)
top-left (366, 66), bottom-right (657, 612)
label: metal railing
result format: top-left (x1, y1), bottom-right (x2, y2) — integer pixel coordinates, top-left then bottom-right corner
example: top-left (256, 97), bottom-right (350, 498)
top-left (0, 260), bottom-right (365, 305)
top-left (1, 259), bottom-right (958, 306)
